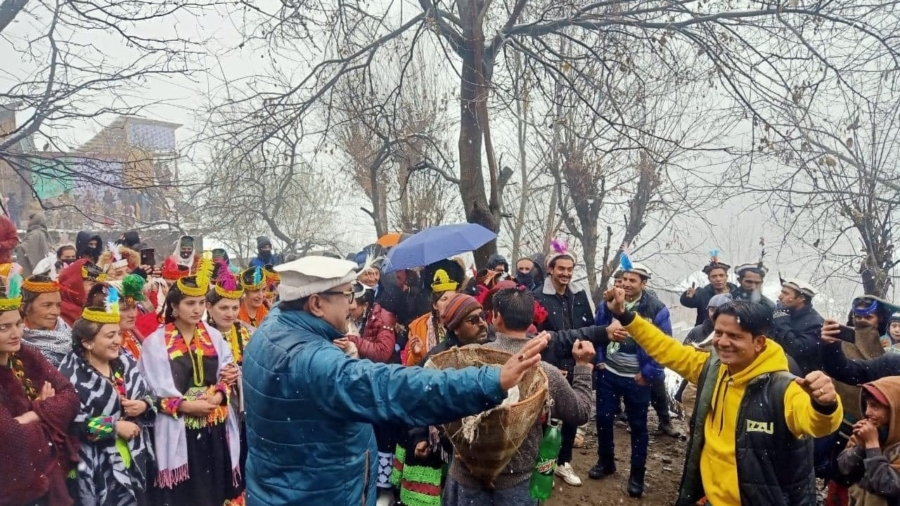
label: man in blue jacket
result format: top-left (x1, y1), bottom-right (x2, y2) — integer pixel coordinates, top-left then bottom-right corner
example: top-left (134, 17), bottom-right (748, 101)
top-left (590, 262), bottom-right (672, 498)
top-left (241, 256), bottom-right (549, 506)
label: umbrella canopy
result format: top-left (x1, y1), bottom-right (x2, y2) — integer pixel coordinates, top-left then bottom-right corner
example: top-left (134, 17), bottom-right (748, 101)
top-left (384, 223), bottom-right (496, 273)
top-left (376, 232), bottom-right (403, 248)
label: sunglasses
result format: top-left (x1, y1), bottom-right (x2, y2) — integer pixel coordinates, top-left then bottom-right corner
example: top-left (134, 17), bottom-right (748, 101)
top-left (321, 290), bottom-right (355, 303)
top-left (464, 312), bottom-right (487, 326)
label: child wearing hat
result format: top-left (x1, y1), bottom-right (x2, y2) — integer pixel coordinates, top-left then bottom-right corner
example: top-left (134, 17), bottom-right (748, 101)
top-left (879, 312), bottom-right (900, 354)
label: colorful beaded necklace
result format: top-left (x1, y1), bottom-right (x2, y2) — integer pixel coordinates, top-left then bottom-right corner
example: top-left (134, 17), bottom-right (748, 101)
top-left (8, 354), bottom-right (37, 400)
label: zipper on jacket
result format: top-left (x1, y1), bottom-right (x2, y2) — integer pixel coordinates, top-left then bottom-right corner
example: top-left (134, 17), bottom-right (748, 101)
top-left (362, 450), bottom-right (370, 505)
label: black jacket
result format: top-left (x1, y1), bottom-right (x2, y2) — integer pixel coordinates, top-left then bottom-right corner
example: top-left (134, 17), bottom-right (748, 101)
top-left (75, 231), bottom-right (102, 263)
top-left (770, 304), bottom-right (825, 376)
top-left (680, 282), bottom-right (739, 326)
top-left (821, 340), bottom-right (900, 385)
top-left (679, 357), bottom-right (819, 506)
top-left (533, 277), bottom-right (594, 377)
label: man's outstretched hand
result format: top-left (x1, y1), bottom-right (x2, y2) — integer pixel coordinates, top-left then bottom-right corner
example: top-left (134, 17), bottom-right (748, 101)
top-left (603, 287), bottom-right (627, 316)
top-left (499, 332), bottom-right (550, 391)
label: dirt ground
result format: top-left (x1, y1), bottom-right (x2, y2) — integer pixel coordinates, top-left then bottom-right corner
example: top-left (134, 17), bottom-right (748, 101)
top-left (545, 411), bottom-right (687, 506)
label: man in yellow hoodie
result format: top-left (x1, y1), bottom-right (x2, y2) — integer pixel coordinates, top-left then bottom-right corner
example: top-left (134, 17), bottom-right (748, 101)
top-left (603, 288), bottom-right (843, 506)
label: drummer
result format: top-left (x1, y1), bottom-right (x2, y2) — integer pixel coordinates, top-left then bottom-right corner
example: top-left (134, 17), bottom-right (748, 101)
top-left (241, 255), bottom-right (552, 506)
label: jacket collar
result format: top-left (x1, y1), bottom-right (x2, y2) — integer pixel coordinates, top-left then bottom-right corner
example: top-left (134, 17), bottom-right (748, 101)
top-left (276, 307), bottom-right (345, 342)
top-left (541, 276), bottom-right (584, 296)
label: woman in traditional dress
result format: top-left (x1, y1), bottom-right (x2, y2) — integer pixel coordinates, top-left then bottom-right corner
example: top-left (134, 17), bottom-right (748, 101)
top-left (58, 291), bottom-right (156, 506)
top-left (138, 257), bottom-right (243, 506)
top-left (206, 265), bottom-right (255, 477)
top-left (0, 275), bottom-right (80, 506)
top-left (206, 266), bottom-right (254, 366)
top-left (21, 274), bottom-right (72, 367)
top-left (86, 274), bottom-right (147, 360)
top-left (237, 267), bottom-right (269, 327)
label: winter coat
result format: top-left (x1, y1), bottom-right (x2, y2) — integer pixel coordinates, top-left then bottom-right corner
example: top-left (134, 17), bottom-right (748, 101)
top-left (58, 259), bottom-right (92, 326)
top-left (837, 376), bottom-right (900, 506)
top-left (0, 214), bottom-right (18, 263)
top-left (594, 291), bottom-right (669, 382)
top-left (680, 282), bottom-right (739, 326)
top-left (348, 303), bottom-right (397, 363)
top-left (15, 213), bottom-right (51, 276)
top-left (532, 277), bottom-right (594, 378)
top-left (770, 304), bottom-right (825, 376)
top-left (242, 307), bottom-right (509, 506)
top-left (621, 314), bottom-right (842, 506)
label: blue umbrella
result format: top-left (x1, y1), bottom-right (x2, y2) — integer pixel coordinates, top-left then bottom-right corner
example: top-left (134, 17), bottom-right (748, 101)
top-left (383, 223), bottom-right (496, 273)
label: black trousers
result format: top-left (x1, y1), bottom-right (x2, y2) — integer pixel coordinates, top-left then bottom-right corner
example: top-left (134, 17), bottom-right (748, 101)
top-left (557, 418), bottom-right (578, 465)
top-left (650, 377), bottom-right (670, 425)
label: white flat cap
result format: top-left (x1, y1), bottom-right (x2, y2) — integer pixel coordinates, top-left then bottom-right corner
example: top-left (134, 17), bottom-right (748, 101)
top-left (275, 256), bottom-right (359, 302)
top-left (627, 263), bottom-right (653, 280)
top-left (780, 278), bottom-right (817, 299)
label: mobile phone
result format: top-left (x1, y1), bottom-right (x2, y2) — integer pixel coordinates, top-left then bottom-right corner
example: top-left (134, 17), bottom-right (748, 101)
top-left (838, 325), bottom-right (856, 343)
top-left (140, 248), bottom-right (156, 266)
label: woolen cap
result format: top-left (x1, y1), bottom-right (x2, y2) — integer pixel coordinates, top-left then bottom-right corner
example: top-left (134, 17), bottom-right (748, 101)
top-left (275, 256), bottom-right (358, 302)
top-left (626, 262), bottom-right (652, 280)
top-left (441, 293), bottom-right (482, 332)
top-left (780, 278), bottom-right (817, 299)
top-left (708, 293), bottom-right (733, 308)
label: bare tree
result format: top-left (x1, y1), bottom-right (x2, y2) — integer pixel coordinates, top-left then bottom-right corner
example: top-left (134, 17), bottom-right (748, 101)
top-left (197, 106), bottom-right (348, 257)
top-left (328, 47), bottom-right (461, 237)
top-left (729, 78), bottom-right (900, 298)
top-left (205, 0), bottom-right (899, 268)
top-left (0, 0), bottom-right (220, 220)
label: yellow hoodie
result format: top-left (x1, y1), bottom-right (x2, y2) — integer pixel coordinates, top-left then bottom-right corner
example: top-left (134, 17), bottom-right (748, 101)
top-left (625, 315), bottom-right (843, 506)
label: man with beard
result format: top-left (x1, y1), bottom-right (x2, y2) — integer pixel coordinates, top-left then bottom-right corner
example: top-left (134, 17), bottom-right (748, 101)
top-left (733, 262), bottom-right (776, 314)
top-left (771, 278), bottom-right (824, 376)
top-left (818, 297), bottom-right (898, 505)
top-left (532, 243), bottom-right (593, 487)
top-left (250, 236), bottom-right (283, 268)
top-left (421, 293), bottom-right (489, 360)
top-left (591, 263), bottom-right (675, 497)
top-left (680, 255), bottom-right (738, 326)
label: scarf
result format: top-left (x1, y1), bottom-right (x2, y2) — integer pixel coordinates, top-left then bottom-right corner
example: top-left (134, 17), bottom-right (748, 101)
top-left (224, 322), bottom-right (254, 365)
top-left (137, 321), bottom-right (240, 489)
top-left (23, 318), bottom-right (72, 368)
top-left (121, 330), bottom-right (143, 360)
top-left (239, 303), bottom-right (269, 327)
top-left (58, 351), bottom-right (155, 506)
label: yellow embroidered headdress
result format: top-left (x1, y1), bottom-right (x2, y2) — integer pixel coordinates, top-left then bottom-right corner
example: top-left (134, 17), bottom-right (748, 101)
top-left (22, 275), bottom-right (61, 294)
top-left (176, 251), bottom-right (214, 297)
top-left (82, 262), bottom-right (106, 284)
top-left (214, 260), bottom-right (243, 300)
top-left (240, 267), bottom-right (265, 291)
top-left (81, 286), bottom-right (120, 324)
top-left (0, 274), bottom-right (23, 312)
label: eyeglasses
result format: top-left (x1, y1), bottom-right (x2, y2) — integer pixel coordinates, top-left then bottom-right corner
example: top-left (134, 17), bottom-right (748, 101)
top-left (464, 312), bottom-right (487, 326)
top-left (321, 290), bottom-right (355, 303)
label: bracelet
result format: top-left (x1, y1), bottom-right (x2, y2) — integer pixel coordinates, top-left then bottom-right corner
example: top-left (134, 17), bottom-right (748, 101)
top-left (160, 397), bottom-right (183, 418)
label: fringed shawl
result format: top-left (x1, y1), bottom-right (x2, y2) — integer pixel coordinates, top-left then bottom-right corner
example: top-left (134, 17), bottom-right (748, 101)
top-left (138, 321), bottom-right (240, 489)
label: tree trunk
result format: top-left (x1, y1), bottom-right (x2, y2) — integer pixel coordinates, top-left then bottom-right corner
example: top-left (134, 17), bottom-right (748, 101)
top-left (510, 52), bottom-right (529, 262)
top-left (457, 0), bottom-right (496, 268)
top-left (368, 166), bottom-right (388, 237)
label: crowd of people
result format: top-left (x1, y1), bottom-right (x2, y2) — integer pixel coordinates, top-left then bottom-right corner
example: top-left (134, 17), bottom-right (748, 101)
top-left (0, 212), bottom-right (899, 506)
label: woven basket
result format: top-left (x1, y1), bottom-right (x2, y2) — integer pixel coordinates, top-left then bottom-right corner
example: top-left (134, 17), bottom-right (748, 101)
top-left (427, 346), bottom-right (548, 488)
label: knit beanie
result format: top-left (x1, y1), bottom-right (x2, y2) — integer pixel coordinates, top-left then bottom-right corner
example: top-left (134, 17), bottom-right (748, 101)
top-left (441, 293), bottom-right (482, 332)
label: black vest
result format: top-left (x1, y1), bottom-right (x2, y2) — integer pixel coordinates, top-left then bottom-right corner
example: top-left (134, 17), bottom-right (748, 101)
top-left (677, 356), bottom-right (816, 506)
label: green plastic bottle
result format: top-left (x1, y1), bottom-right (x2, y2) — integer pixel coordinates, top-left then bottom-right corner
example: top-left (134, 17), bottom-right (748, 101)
top-left (529, 418), bottom-right (562, 500)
